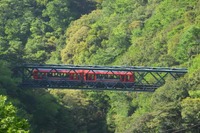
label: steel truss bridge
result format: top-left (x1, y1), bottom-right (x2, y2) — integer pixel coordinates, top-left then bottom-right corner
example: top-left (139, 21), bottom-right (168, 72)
top-left (16, 64), bottom-right (187, 92)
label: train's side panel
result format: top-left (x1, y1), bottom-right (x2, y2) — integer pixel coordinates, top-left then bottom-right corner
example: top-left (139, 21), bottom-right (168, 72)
top-left (32, 69), bottom-right (135, 84)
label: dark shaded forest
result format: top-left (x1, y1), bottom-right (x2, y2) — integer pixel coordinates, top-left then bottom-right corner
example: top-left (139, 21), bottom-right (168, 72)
top-left (0, 0), bottom-right (199, 132)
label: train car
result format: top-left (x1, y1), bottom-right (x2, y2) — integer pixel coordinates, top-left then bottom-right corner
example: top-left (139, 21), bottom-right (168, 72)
top-left (83, 70), bottom-right (134, 82)
top-left (83, 70), bottom-right (134, 88)
top-left (32, 69), bottom-right (135, 88)
top-left (33, 69), bottom-right (84, 80)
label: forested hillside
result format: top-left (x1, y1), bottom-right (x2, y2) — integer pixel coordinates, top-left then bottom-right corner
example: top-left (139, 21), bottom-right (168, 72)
top-left (0, 0), bottom-right (199, 132)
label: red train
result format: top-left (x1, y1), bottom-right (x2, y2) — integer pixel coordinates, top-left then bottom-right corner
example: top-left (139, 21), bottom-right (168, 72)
top-left (32, 69), bottom-right (134, 87)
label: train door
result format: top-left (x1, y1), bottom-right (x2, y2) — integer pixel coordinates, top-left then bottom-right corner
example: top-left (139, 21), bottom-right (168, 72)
top-left (129, 75), bottom-right (134, 82)
top-left (33, 70), bottom-right (38, 79)
top-left (120, 75), bottom-right (131, 82)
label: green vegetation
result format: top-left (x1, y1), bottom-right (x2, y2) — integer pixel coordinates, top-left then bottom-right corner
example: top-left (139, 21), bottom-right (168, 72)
top-left (0, 61), bottom-right (30, 132)
top-left (0, 95), bottom-right (29, 133)
top-left (0, 0), bottom-right (199, 132)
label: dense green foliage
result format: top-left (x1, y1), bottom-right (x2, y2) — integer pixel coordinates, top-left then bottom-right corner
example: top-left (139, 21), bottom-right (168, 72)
top-left (0, 0), bottom-right (199, 132)
top-left (61, 0), bottom-right (199, 67)
top-left (0, 61), bottom-right (30, 132)
top-left (0, 0), bottom-right (96, 64)
top-left (0, 95), bottom-right (29, 133)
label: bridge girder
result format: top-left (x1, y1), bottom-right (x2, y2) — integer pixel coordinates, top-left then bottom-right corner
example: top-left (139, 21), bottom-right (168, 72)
top-left (16, 64), bottom-right (187, 92)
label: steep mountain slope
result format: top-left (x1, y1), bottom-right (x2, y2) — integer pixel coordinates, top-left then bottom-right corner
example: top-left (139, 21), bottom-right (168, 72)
top-left (61, 0), bottom-right (199, 67)
top-left (61, 0), bottom-right (200, 132)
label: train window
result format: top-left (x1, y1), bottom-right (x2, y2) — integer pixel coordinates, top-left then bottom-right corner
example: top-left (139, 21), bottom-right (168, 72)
top-left (52, 73), bottom-right (56, 77)
top-left (62, 73), bottom-right (67, 77)
top-left (38, 72), bottom-right (46, 78)
top-left (57, 73), bottom-right (60, 77)
top-left (126, 75), bottom-right (130, 81)
top-left (72, 73), bottom-right (81, 80)
top-left (97, 74), bottom-right (108, 79)
top-left (113, 75), bottom-right (120, 79)
top-left (96, 74), bottom-right (120, 79)
top-left (60, 73), bottom-right (67, 77)
top-left (86, 74), bottom-right (95, 80)
top-left (64, 73), bottom-right (70, 78)
top-left (91, 75), bottom-right (94, 80)
top-left (47, 73), bottom-right (52, 77)
top-left (73, 74), bottom-right (77, 79)
top-left (76, 74), bottom-right (80, 80)
top-left (105, 75), bottom-right (109, 79)
top-left (60, 73), bottom-right (64, 77)
top-left (108, 75), bottom-right (113, 79)
top-left (120, 75), bottom-right (131, 82)
top-left (121, 75), bottom-right (125, 81)
top-left (96, 74), bottom-right (102, 79)
top-left (104, 74), bottom-right (108, 79)
top-left (78, 74), bottom-right (83, 80)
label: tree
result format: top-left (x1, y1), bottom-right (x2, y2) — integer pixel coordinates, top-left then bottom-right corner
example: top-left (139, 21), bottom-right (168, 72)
top-left (0, 95), bottom-right (30, 133)
top-left (175, 26), bottom-right (200, 63)
top-left (181, 98), bottom-right (200, 125)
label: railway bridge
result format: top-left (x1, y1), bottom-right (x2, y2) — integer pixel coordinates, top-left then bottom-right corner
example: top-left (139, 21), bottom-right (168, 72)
top-left (16, 64), bottom-right (187, 92)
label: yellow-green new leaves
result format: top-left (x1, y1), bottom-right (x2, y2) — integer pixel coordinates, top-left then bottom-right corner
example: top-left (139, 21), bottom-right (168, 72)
top-left (181, 97), bottom-right (200, 124)
top-left (0, 95), bottom-right (30, 133)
